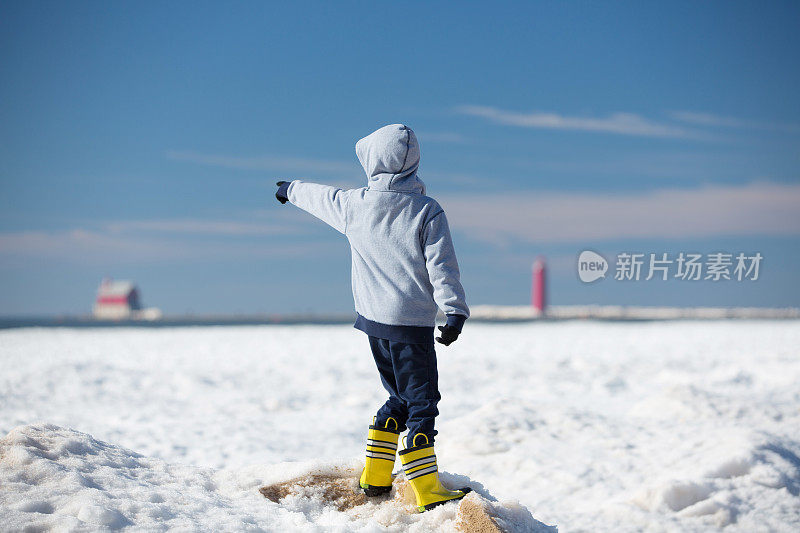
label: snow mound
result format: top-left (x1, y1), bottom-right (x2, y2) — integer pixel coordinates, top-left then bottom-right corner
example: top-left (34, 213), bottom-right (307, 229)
top-left (257, 468), bottom-right (553, 533)
top-left (0, 424), bottom-right (553, 532)
top-left (260, 472), bottom-right (369, 511)
top-left (628, 434), bottom-right (800, 530)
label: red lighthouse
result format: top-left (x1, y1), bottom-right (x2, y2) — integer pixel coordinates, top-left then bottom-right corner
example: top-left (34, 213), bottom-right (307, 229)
top-left (532, 257), bottom-right (546, 314)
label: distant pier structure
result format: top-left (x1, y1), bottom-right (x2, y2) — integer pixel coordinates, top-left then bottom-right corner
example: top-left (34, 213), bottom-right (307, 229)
top-left (93, 278), bottom-right (161, 320)
top-left (531, 257), bottom-right (547, 314)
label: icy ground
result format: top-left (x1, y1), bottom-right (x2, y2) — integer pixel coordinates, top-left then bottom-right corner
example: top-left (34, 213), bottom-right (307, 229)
top-left (1, 321), bottom-right (799, 531)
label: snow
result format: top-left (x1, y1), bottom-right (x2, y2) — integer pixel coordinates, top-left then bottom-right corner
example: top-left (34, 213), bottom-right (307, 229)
top-left (1, 320), bottom-right (799, 531)
top-left (0, 424), bottom-right (545, 532)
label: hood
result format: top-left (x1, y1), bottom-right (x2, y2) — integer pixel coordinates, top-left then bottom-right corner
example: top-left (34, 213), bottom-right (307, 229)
top-left (355, 124), bottom-right (425, 194)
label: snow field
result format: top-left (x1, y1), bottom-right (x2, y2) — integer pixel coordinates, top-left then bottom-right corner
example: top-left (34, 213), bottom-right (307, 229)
top-left (1, 320), bottom-right (799, 531)
top-left (0, 424), bottom-right (546, 531)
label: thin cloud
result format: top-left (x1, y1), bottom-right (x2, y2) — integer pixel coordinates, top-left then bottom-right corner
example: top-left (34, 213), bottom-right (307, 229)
top-left (0, 229), bottom-right (337, 265)
top-left (670, 111), bottom-right (750, 128)
top-left (0, 216), bottom-right (335, 265)
top-left (670, 111), bottom-right (800, 133)
top-left (106, 218), bottom-right (295, 236)
top-left (166, 150), bottom-right (356, 174)
top-left (422, 171), bottom-right (486, 187)
top-left (0, 229), bottom-right (185, 262)
top-left (4, 184), bottom-right (797, 265)
top-left (418, 132), bottom-right (469, 144)
top-left (441, 181), bottom-right (800, 244)
top-left (456, 105), bottom-right (708, 139)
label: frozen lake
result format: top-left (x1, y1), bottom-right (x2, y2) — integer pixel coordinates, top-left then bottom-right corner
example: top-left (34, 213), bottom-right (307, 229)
top-left (1, 321), bottom-right (799, 531)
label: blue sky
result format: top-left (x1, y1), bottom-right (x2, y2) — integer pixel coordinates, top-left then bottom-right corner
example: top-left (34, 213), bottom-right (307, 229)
top-left (1, 1), bottom-right (799, 315)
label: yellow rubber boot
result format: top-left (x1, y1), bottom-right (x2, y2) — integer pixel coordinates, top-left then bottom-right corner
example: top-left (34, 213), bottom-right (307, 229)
top-left (398, 434), bottom-right (471, 512)
top-left (359, 417), bottom-right (401, 496)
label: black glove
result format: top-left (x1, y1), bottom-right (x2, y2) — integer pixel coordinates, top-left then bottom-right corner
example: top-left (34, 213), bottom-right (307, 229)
top-left (275, 181), bottom-right (290, 204)
top-left (436, 324), bottom-right (460, 346)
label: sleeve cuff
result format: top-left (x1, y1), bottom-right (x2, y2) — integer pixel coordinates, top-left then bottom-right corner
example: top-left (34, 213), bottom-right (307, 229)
top-left (276, 181), bottom-right (291, 203)
top-left (446, 314), bottom-right (467, 332)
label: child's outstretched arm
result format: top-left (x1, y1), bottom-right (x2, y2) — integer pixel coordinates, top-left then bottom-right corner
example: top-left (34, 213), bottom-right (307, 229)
top-left (421, 210), bottom-right (469, 345)
top-left (275, 180), bottom-right (350, 234)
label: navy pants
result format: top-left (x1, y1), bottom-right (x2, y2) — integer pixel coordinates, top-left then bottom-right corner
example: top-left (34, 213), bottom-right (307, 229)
top-left (369, 336), bottom-right (441, 444)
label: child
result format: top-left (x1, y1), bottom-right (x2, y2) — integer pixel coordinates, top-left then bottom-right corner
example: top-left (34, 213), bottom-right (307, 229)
top-left (275, 124), bottom-right (471, 511)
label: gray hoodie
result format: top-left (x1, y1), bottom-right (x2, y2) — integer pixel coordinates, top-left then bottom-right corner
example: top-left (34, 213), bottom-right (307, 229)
top-left (284, 124), bottom-right (469, 341)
